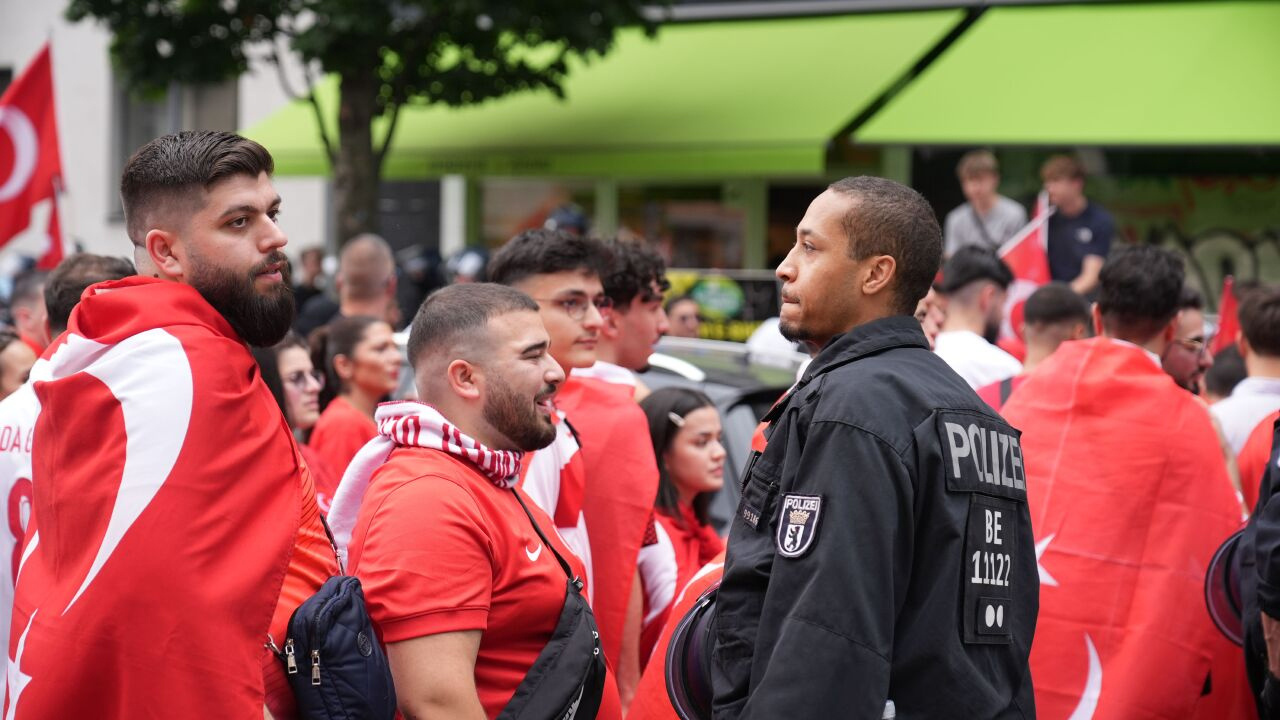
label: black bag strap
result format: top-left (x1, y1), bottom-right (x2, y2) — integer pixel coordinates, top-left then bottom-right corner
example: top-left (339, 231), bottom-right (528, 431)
top-left (511, 488), bottom-right (577, 583)
top-left (998, 376), bottom-right (1015, 406)
top-left (969, 204), bottom-right (996, 248)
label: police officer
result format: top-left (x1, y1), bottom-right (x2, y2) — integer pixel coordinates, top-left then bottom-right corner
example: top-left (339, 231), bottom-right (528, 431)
top-left (1244, 417), bottom-right (1280, 717)
top-left (711, 177), bottom-right (1038, 719)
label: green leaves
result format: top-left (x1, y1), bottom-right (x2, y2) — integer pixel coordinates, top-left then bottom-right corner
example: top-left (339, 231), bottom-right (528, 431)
top-left (67, 0), bottom-right (660, 116)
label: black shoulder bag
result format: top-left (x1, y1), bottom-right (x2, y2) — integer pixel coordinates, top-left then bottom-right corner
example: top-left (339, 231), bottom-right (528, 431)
top-left (268, 518), bottom-right (397, 720)
top-left (498, 490), bottom-right (607, 720)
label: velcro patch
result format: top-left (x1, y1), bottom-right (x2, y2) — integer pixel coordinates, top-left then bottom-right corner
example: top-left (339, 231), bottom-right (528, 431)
top-left (776, 494), bottom-right (822, 558)
top-left (962, 494), bottom-right (1017, 645)
top-left (936, 411), bottom-right (1027, 501)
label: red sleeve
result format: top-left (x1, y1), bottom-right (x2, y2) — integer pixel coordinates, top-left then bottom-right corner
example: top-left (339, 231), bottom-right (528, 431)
top-left (1240, 412), bottom-right (1279, 513)
top-left (354, 476), bottom-right (495, 643)
top-left (310, 403), bottom-right (376, 477)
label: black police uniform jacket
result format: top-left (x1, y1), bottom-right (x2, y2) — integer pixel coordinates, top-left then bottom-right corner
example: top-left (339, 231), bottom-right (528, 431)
top-left (1242, 417), bottom-right (1280, 716)
top-left (711, 316), bottom-right (1038, 719)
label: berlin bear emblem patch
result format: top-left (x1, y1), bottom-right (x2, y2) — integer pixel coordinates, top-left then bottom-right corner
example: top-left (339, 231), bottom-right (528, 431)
top-left (777, 494), bottom-right (822, 558)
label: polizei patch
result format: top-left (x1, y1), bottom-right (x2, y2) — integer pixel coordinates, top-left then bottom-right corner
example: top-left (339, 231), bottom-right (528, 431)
top-left (776, 494), bottom-right (822, 558)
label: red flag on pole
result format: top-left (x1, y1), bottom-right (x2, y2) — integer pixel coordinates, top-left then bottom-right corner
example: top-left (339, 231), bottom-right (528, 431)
top-left (1211, 276), bottom-right (1239, 356)
top-left (997, 193), bottom-right (1055, 341)
top-left (0, 44), bottom-right (64, 257)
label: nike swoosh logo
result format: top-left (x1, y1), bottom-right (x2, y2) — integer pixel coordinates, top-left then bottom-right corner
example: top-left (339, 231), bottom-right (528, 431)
top-left (525, 543), bottom-right (543, 562)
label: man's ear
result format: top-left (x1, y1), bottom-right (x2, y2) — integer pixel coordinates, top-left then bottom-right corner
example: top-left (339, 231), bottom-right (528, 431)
top-left (446, 358), bottom-right (482, 401)
top-left (1070, 321), bottom-right (1088, 340)
top-left (861, 255), bottom-right (896, 298)
top-left (145, 229), bottom-right (184, 280)
top-left (599, 306), bottom-right (622, 340)
top-left (1091, 304), bottom-right (1103, 336)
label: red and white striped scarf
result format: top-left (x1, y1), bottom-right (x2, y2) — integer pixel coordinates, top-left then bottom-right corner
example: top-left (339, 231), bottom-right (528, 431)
top-left (326, 401), bottom-right (522, 561)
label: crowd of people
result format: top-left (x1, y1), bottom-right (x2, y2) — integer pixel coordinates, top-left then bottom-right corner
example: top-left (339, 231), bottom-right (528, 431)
top-left (0, 129), bottom-right (1277, 720)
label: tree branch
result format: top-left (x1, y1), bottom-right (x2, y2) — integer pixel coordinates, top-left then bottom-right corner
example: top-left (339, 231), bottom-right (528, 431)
top-left (268, 36), bottom-right (304, 100)
top-left (374, 100), bottom-right (403, 174)
top-left (301, 60), bottom-right (337, 168)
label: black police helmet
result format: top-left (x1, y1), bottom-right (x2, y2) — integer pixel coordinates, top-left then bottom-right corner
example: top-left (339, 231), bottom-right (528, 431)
top-left (1205, 527), bottom-right (1245, 646)
top-left (666, 582), bottom-right (720, 720)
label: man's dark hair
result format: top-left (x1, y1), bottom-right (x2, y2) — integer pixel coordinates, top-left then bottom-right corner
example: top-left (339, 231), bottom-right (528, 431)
top-left (487, 229), bottom-right (613, 288)
top-left (1205, 344), bottom-right (1247, 399)
top-left (1024, 282), bottom-right (1090, 327)
top-left (1096, 245), bottom-right (1184, 340)
top-left (408, 283), bottom-right (539, 368)
top-left (1239, 284), bottom-right (1280, 356)
top-left (120, 131), bottom-right (274, 246)
top-left (938, 246), bottom-right (1013, 294)
top-left (1178, 285), bottom-right (1205, 312)
top-left (10, 270), bottom-right (47, 310)
top-left (827, 176), bottom-right (943, 315)
top-left (44, 254), bottom-right (135, 335)
top-left (602, 237), bottom-right (669, 309)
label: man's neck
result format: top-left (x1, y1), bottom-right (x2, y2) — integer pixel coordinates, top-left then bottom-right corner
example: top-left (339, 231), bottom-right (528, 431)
top-left (940, 309), bottom-right (984, 337)
top-left (594, 342), bottom-right (620, 368)
top-left (970, 195), bottom-right (997, 216)
top-left (1022, 344), bottom-right (1053, 373)
top-left (1245, 354), bottom-right (1280, 380)
top-left (1056, 195), bottom-right (1088, 217)
top-left (340, 298), bottom-right (386, 319)
top-left (1105, 332), bottom-right (1167, 363)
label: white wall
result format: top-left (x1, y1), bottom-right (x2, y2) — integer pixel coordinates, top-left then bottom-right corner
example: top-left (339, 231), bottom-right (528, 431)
top-left (237, 43), bottom-right (332, 256)
top-left (0, 6), bottom-right (331, 267)
top-left (0, 4), bottom-right (121, 261)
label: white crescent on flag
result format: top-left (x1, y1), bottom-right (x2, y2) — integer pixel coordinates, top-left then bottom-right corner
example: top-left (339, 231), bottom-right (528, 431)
top-left (0, 107), bottom-right (37, 203)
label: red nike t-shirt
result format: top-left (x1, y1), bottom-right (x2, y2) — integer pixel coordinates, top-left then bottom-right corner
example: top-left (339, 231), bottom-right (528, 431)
top-left (347, 445), bottom-right (621, 720)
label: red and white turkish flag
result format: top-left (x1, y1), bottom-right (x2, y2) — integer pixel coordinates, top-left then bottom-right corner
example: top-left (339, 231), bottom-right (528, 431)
top-left (1002, 338), bottom-right (1245, 718)
top-left (997, 192), bottom-right (1054, 341)
top-left (6, 277), bottom-right (307, 718)
top-left (0, 44), bottom-right (65, 266)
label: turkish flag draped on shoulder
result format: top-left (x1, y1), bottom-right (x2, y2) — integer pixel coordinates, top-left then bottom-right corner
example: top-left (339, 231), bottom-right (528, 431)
top-left (0, 44), bottom-right (66, 267)
top-left (1001, 338), bottom-right (1244, 719)
top-left (6, 277), bottom-right (302, 718)
top-left (555, 374), bottom-right (660, 670)
top-left (997, 192), bottom-right (1054, 342)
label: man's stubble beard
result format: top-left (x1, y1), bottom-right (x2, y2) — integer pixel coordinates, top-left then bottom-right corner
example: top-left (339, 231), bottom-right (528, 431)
top-left (483, 373), bottom-right (557, 452)
top-left (189, 251), bottom-right (296, 347)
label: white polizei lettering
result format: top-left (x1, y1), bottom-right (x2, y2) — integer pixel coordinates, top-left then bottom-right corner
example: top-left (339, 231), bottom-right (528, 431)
top-left (988, 429), bottom-right (1002, 486)
top-left (944, 422), bottom-right (970, 479)
top-left (968, 424), bottom-right (985, 479)
top-left (1009, 437), bottom-right (1026, 489)
top-left (998, 434), bottom-right (1014, 487)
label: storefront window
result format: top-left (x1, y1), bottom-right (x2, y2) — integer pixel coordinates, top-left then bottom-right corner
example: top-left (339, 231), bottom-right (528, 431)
top-left (618, 185), bottom-right (743, 269)
top-left (480, 178), bottom-right (595, 247)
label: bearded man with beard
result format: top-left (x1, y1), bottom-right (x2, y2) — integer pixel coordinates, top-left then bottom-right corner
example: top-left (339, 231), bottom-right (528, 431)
top-left (933, 246), bottom-right (1023, 389)
top-left (326, 283), bottom-right (621, 720)
top-left (5, 131), bottom-right (336, 719)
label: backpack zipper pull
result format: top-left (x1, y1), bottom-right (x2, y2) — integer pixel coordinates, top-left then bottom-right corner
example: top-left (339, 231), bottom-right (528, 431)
top-left (311, 650), bottom-right (322, 686)
top-left (285, 639), bottom-right (298, 674)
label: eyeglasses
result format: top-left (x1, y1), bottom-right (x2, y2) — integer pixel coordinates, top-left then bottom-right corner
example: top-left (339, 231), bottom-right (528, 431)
top-left (1173, 337), bottom-right (1207, 355)
top-left (533, 295), bottom-right (614, 321)
top-left (284, 369), bottom-right (326, 391)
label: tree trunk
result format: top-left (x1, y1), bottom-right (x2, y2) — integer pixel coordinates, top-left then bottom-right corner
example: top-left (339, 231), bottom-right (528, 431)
top-left (332, 68), bottom-right (380, 244)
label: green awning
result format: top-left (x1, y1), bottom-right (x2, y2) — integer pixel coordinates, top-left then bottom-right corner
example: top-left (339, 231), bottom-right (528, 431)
top-left (857, 1), bottom-right (1280, 146)
top-left (245, 10), bottom-right (963, 179)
